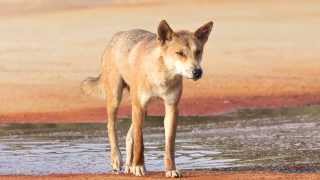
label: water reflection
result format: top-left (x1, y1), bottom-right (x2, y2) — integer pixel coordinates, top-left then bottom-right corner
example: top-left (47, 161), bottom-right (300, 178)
top-left (0, 106), bottom-right (320, 175)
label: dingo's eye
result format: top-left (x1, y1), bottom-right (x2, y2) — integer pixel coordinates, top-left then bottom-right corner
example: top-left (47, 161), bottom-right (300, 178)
top-left (176, 51), bottom-right (185, 57)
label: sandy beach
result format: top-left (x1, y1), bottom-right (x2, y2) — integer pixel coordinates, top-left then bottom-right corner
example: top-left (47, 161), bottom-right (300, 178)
top-left (0, 1), bottom-right (320, 179)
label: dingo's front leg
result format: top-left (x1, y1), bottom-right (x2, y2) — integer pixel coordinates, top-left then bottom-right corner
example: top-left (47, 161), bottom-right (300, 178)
top-left (131, 99), bottom-right (146, 176)
top-left (105, 76), bottom-right (125, 173)
top-left (164, 103), bottom-right (181, 178)
top-left (124, 124), bottom-right (133, 173)
top-left (107, 102), bottom-right (122, 172)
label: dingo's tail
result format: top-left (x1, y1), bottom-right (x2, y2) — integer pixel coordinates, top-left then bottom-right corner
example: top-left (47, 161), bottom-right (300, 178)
top-left (81, 75), bottom-right (105, 99)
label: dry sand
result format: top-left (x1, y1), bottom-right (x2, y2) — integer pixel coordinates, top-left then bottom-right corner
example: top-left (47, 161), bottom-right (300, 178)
top-left (0, 0), bottom-right (320, 122)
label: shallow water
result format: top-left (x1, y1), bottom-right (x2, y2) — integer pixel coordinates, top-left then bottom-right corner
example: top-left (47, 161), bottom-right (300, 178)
top-left (0, 106), bottom-right (320, 175)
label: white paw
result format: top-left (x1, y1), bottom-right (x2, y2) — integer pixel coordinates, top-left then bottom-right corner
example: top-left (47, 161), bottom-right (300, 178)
top-left (111, 151), bottom-right (122, 172)
top-left (111, 158), bottom-right (121, 172)
top-left (131, 165), bottom-right (145, 176)
top-left (124, 165), bottom-right (132, 174)
top-left (166, 170), bottom-right (182, 178)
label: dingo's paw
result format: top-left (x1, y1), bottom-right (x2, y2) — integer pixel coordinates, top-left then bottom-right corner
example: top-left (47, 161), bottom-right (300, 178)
top-left (124, 165), bottom-right (132, 174)
top-left (166, 170), bottom-right (182, 178)
top-left (111, 151), bottom-right (122, 172)
top-left (131, 165), bottom-right (145, 176)
top-left (111, 159), bottom-right (121, 173)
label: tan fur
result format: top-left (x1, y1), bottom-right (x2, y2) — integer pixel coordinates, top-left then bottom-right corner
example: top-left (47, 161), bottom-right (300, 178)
top-left (81, 20), bottom-right (213, 178)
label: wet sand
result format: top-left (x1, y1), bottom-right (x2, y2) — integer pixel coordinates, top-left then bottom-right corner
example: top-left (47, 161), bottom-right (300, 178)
top-left (2, 171), bottom-right (320, 180)
top-left (1, 108), bottom-right (320, 174)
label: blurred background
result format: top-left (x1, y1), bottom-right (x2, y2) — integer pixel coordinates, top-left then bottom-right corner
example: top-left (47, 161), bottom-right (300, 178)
top-left (0, 0), bottom-right (319, 122)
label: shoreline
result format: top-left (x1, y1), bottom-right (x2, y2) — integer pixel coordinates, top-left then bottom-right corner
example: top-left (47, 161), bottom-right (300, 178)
top-left (1, 171), bottom-right (320, 180)
top-left (1, 94), bottom-right (320, 123)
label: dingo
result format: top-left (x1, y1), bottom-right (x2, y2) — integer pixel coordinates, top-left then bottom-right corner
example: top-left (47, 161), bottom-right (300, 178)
top-left (81, 20), bottom-right (213, 178)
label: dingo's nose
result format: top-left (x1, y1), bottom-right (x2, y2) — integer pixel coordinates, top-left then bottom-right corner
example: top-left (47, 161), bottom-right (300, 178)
top-left (192, 68), bottom-right (202, 80)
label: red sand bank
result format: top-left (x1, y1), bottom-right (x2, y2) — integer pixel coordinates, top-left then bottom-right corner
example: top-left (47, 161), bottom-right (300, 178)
top-left (1, 94), bottom-right (320, 123)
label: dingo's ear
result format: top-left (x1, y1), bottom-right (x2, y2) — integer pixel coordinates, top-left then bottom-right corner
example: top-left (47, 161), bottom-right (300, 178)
top-left (195, 21), bottom-right (213, 44)
top-left (158, 20), bottom-right (174, 45)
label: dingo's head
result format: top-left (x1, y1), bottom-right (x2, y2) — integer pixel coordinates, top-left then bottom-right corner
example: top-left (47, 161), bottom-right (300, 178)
top-left (157, 20), bottom-right (213, 81)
